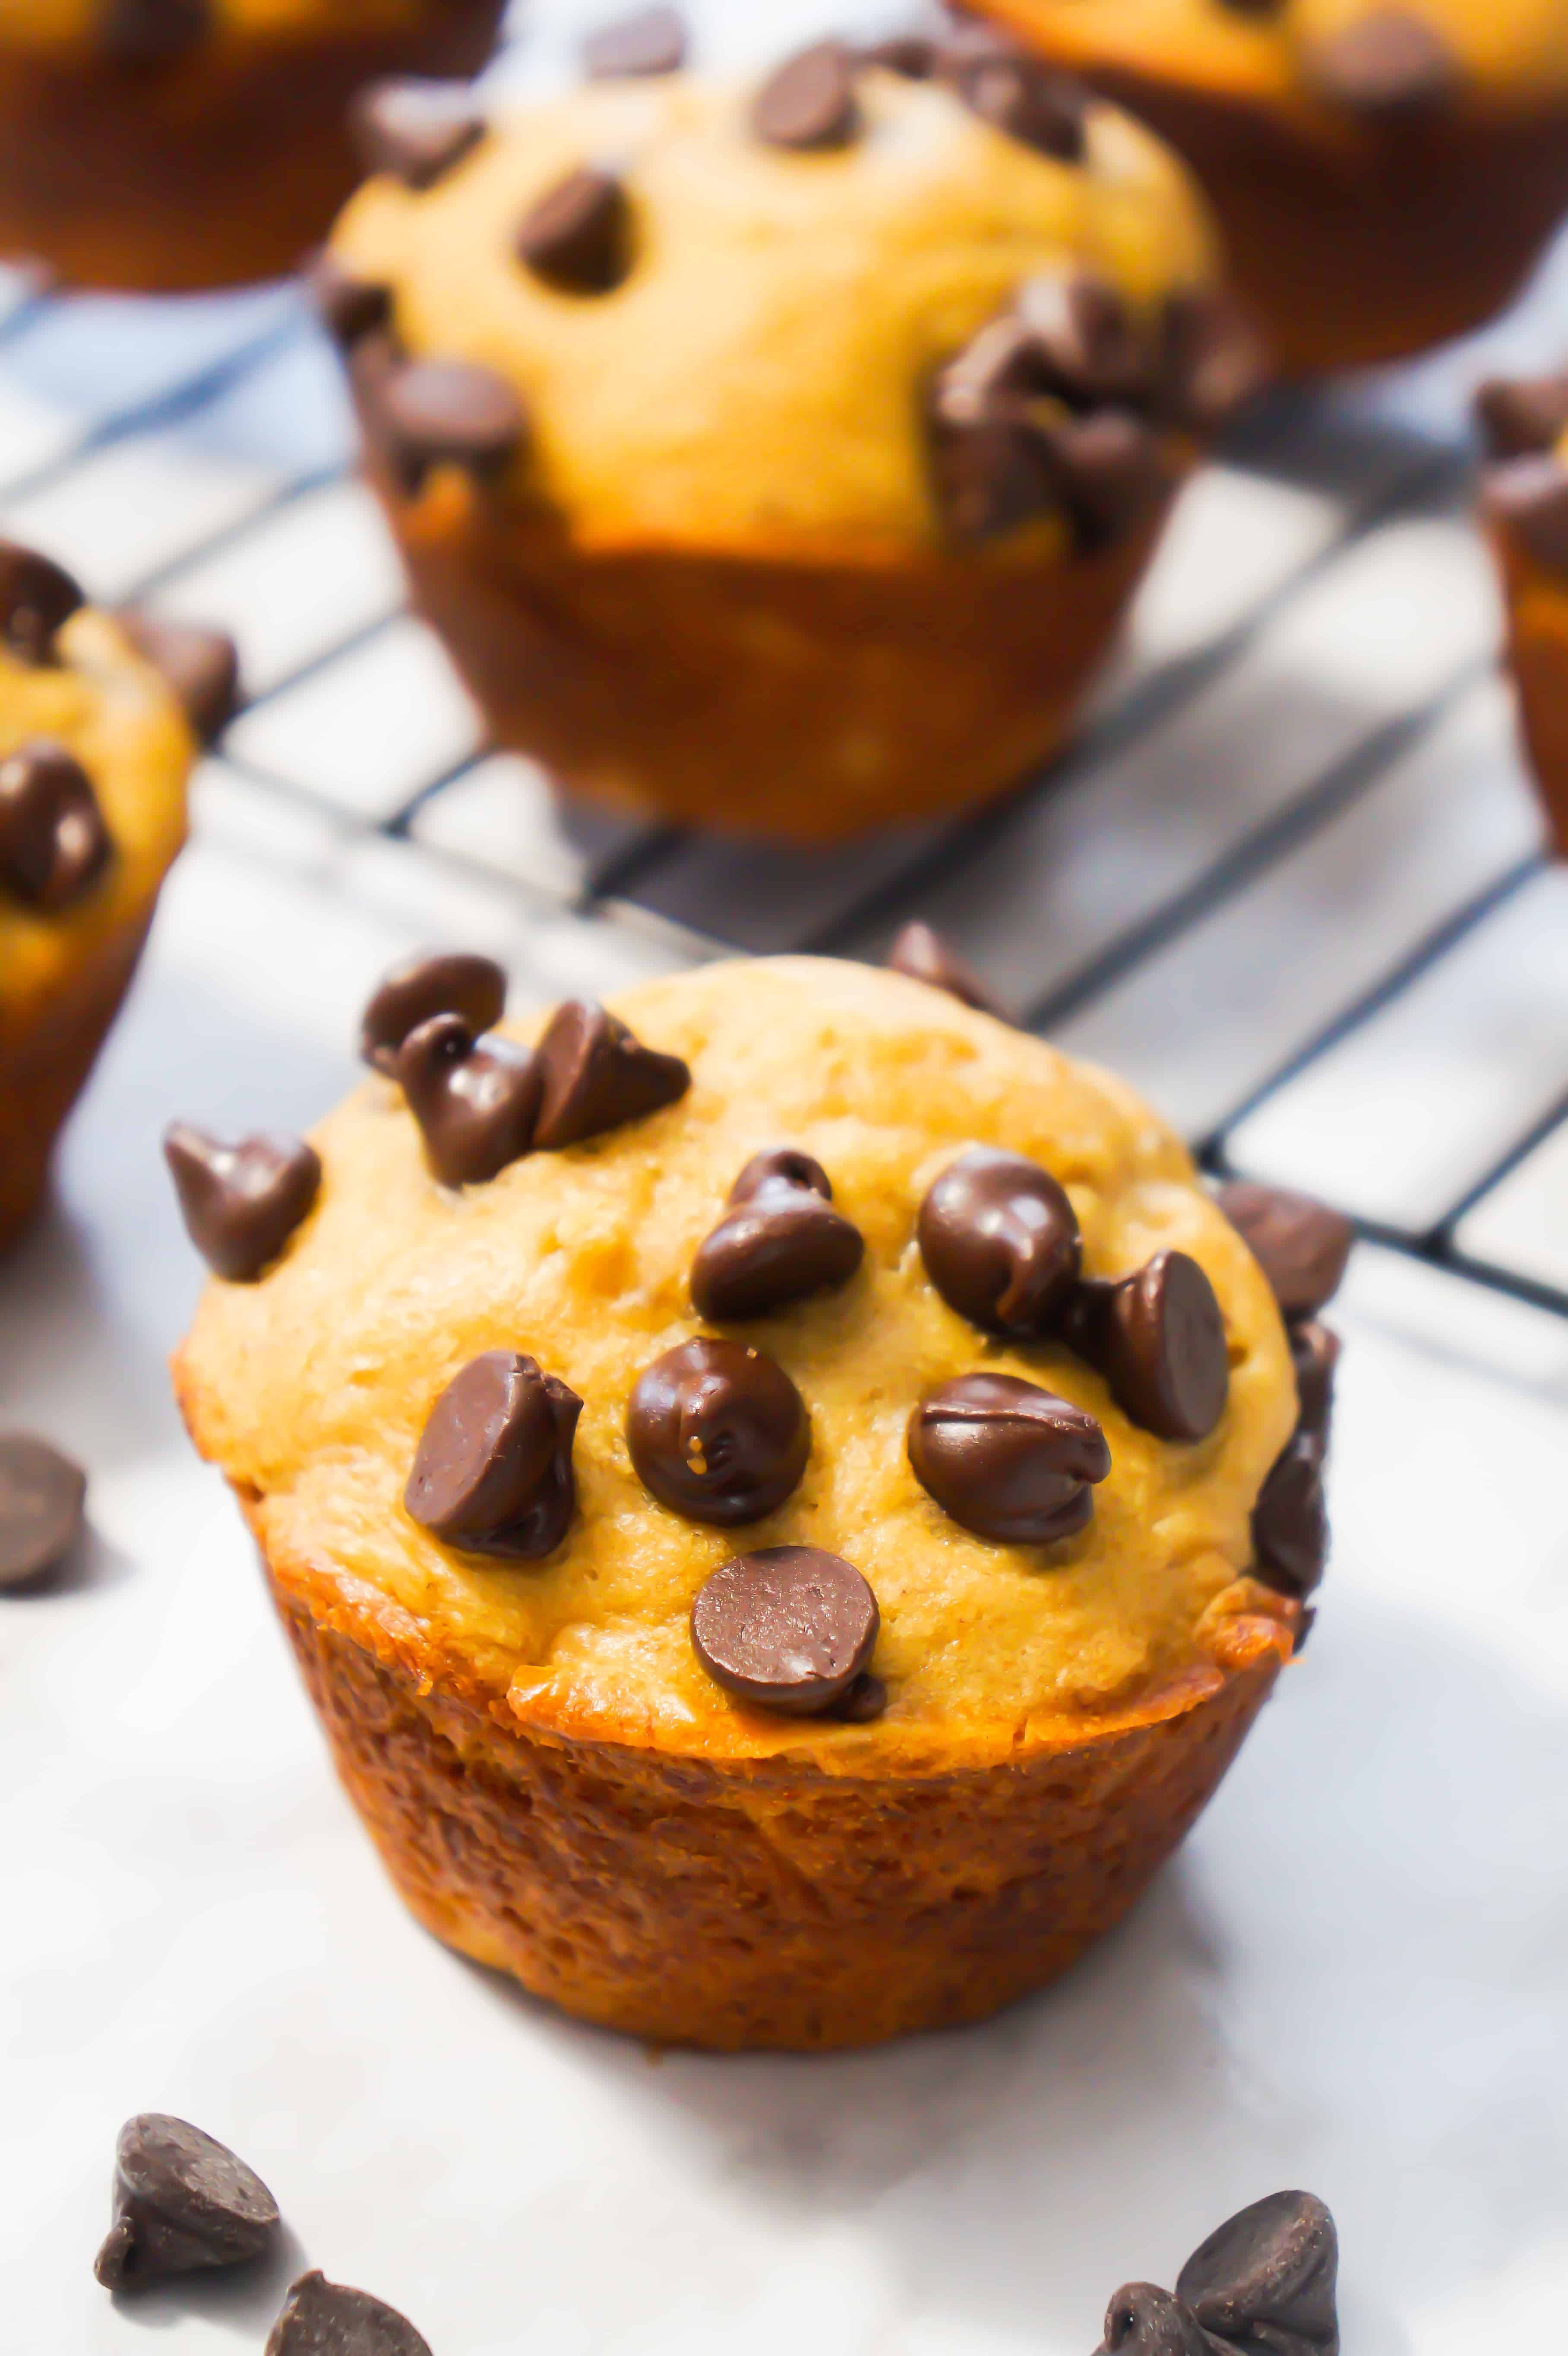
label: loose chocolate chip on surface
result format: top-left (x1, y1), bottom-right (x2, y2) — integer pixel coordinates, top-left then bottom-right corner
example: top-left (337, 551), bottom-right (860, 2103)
top-left (1096, 2282), bottom-right (1217, 2354)
top-left (396, 1012), bottom-right (539, 1186)
top-left (378, 360), bottom-right (526, 494)
top-left (0, 739), bottom-right (111, 910)
top-left (1482, 453), bottom-right (1568, 573)
top-left (628, 1336), bottom-right (809, 1523)
top-left (1303, 7), bottom-right (1459, 117)
top-left (691, 1544), bottom-right (878, 1713)
top-left (862, 34), bottom-right (937, 76)
top-left (750, 39), bottom-right (860, 150)
top-left (1290, 1320), bottom-right (1340, 1444)
top-left (266, 2270), bottom-right (431, 2356)
top-left (101, 0), bottom-right (210, 62)
top-left (1075, 1250), bottom-right (1230, 1442)
top-left (692, 1154), bottom-right (863, 1320)
top-left (94, 2115), bottom-right (278, 2290)
top-left (918, 1146), bottom-right (1082, 1335)
top-left (1475, 370), bottom-right (1568, 459)
top-left (532, 999), bottom-right (690, 1149)
top-left (307, 252), bottom-right (394, 349)
top-left (405, 1350), bottom-right (581, 1559)
top-left (0, 1435), bottom-right (86, 1589)
top-left (517, 167), bottom-right (632, 295)
top-left (728, 1146), bottom-right (833, 1205)
top-left (583, 5), bottom-right (687, 78)
top-left (1252, 1431), bottom-right (1328, 1596)
top-left (0, 540), bottom-right (84, 665)
top-left (1216, 1179), bottom-right (1354, 1318)
top-left (360, 949), bottom-right (507, 1074)
top-left (1176, 2189), bottom-right (1339, 2354)
top-left (164, 1125), bottom-right (322, 1282)
top-left (909, 1372), bottom-right (1110, 1544)
top-left (885, 920), bottom-right (1008, 1017)
top-left (117, 609), bottom-right (240, 745)
top-left (351, 78), bottom-right (485, 188)
top-left (938, 25), bottom-right (1087, 161)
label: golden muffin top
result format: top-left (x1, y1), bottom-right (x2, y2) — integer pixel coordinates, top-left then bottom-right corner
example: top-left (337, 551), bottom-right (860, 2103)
top-left (173, 955), bottom-right (1311, 1771)
top-left (0, 544), bottom-right (193, 1047)
top-left (323, 44), bottom-right (1237, 561)
top-left (3, 1), bottom-right (439, 55)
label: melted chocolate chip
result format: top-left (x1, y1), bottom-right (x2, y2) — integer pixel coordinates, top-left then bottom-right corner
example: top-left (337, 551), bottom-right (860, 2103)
top-left (1176, 2190), bottom-right (1339, 2355)
top-left (308, 252), bottom-right (394, 349)
top-left (405, 1350), bottom-right (580, 1560)
top-left (885, 920), bottom-right (1008, 1017)
top-left (0, 1435), bottom-right (86, 1590)
top-left (360, 950), bottom-right (507, 1075)
top-left (0, 739), bottom-right (111, 911)
top-left (101, 0), bottom-right (210, 63)
top-left (750, 40), bottom-right (860, 151)
top-left (918, 1146), bottom-right (1081, 1335)
top-left (1303, 8), bottom-right (1459, 117)
top-left (1290, 1320), bottom-right (1340, 1445)
top-left (691, 1154), bottom-right (863, 1320)
top-left (937, 25), bottom-right (1087, 162)
top-left (1217, 1179), bottom-right (1354, 1318)
top-left (908, 1372), bottom-right (1109, 1544)
top-left (583, 6), bottom-right (687, 78)
top-left (1475, 371), bottom-right (1568, 460)
top-left (1096, 2284), bottom-right (1215, 2354)
top-left (728, 1146), bottom-right (832, 1205)
top-left (1482, 453), bottom-right (1568, 573)
top-left (351, 78), bottom-right (485, 189)
top-left (1252, 1431), bottom-right (1328, 1596)
top-left (396, 1012), bottom-right (539, 1186)
top-left (532, 999), bottom-right (690, 1149)
top-left (691, 1543), bottom-right (878, 1714)
top-left (627, 1336), bottom-right (809, 1523)
top-left (164, 1125), bottom-right (322, 1282)
top-left (1072, 1251), bottom-right (1230, 1442)
top-left (1157, 285), bottom-right (1268, 432)
top-left (378, 360), bottom-right (526, 494)
top-left (94, 2116), bottom-right (278, 2290)
top-left (517, 168), bottom-right (632, 295)
top-left (117, 608), bottom-right (239, 745)
top-left (266, 2271), bottom-right (431, 2356)
top-left (0, 541), bottom-right (84, 665)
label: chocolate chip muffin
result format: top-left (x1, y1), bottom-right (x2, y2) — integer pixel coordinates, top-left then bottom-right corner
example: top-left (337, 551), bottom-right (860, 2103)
top-left (963, 0), bottom-right (1568, 372)
top-left (0, 0), bottom-right (505, 292)
top-left (171, 954), bottom-right (1332, 2050)
top-left (317, 28), bottom-right (1255, 839)
top-left (1477, 367), bottom-right (1568, 856)
top-left (0, 544), bottom-right (224, 1249)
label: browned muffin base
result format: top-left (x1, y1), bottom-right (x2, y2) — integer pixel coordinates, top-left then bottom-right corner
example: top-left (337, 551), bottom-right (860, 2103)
top-left (1490, 518), bottom-right (1568, 856)
top-left (0, 5), bottom-right (503, 293)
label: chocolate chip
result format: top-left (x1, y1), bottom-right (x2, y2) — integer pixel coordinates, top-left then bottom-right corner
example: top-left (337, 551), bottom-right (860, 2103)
top-left (307, 252), bottom-right (394, 349)
top-left (101, 0), bottom-right (210, 63)
top-left (1046, 410), bottom-right (1170, 550)
top-left (862, 35), bottom-right (937, 77)
top-left (532, 999), bottom-right (690, 1150)
top-left (1072, 1250), bottom-right (1230, 1442)
top-left (266, 2271), bottom-right (431, 2356)
top-left (377, 360), bottom-right (526, 494)
top-left (1216, 1179), bottom-right (1354, 1318)
top-left (0, 1436), bottom-right (86, 1589)
top-left (360, 950), bottom-right (507, 1075)
top-left (1176, 2190), bottom-right (1339, 2353)
top-left (117, 608), bottom-right (239, 745)
top-left (831, 1670), bottom-right (888, 1722)
top-left (350, 78), bottom-right (486, 189)
top-left (94, 2116), bottom-right (278, 2290)
top-left (628, 1336), bottom-right (809, 1524)
top-left (1290, 1320), bottom-right (1340, 1445)
top-left (929, 405), bottom-right (1053, 543)
top-left (1157, 285), bottom-right (1267, 431)
top-left (1252, 1431), bottom-right (1327, 1596)
top-left (690, 1544), bottom-right (878, 1714)
top-left (1096, 2283), bottom-right (1214, 2354)
top-left (0, 740), bottom-right (112, 911)
top-left (1013, 270), bottom-right (1144, 406)
top-left (1303, 8), bottom-right (1459, 117)
top-left (164, 1125), bottom-right (322, 1282)
top-left (583, 5), bottom-right (687, 78)
top-left (918, 1146), bottom-right (1082, 1335)
top-left (691, 1154), bottom-right (863, 1320)
top-left (750, 39), bottom-right (860, 151)
top-left (1476, 371), bottom-right (1568, 460)
top-left (395, 1012), bottom-right (539, 1186)
top-left (937, 25), bottom-right (1086, 162)
top-left (517, 168), bottom-right (631, 295)
top-left (886, 920), bottom-right (1008, 1017)
top-left (405, 1350), bottom-right (580, 1560)
top-left (908, 1372), bottom-right (1110, 1544)
top-left (0, 540), bottom-right (84, 665)
top-left (1482, 453), bottom-right (1568, 573)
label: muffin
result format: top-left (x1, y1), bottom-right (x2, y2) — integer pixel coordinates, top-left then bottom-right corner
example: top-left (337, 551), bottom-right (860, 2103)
top-left (316, 35), bottom-right (1256, 839)
top-left (0, 1), bottom-right (505, 293)
top-left (0, 545), bottom-right (224, 1250)
top-left (170, 954), bottom-right (1329, 2051)
top-left (961, 0), bottom-right (1568, 373)
top-left (1477, 368), bottom-right (1568, 855)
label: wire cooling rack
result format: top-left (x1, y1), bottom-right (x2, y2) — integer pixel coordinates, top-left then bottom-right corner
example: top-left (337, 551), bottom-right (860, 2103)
top-left (1, 19), bottom-right (1565, 1325)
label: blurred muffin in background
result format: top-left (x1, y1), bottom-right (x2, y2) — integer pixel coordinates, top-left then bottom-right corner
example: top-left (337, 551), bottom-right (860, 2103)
top-left (1478, 367), bottom-right (1568, 857)
top-left (317, 21), bottom-right (1258, 840)
top-left (0, 0), bottom-right (506, 292)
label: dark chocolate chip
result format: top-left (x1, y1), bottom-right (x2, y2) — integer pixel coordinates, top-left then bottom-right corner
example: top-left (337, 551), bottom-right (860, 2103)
top-left (690, 1544), bottom-right (877, 1713)
top-left (0, 540), bottom-right (84, 665)
top-left (831, 1670), bottom-right (888, 1722)
top-left (360, 950), bottom-right (507, 1075)
top-left (307, 252), bottom-right (394, 349)
top-left (1290, 1320), bottom-right (1340, 1446)
top-left (532, 999), bottom-right (690, 1150)
top-left (1075, 1250), bottom-right (1230, 1442)
top-left (691, 1155), bottom-right (863, 1320)
top-left (938, 25), bottom-right (1087, 162)
top-left (1252, 1431), bottom-right (1328, 1596)
top-left (1096, 2283), bottom-right (1218, 2355)
top-left (627, 1336), bottom-right (809, 1524)
top-left (1013, 269), bottom-right (1144, 406)
top-left (862, 35), bottom-right (937, 77)
top-left (164, 1125), bottom-right (322, 1282)
top-left (750, 39), bottom-right (860, 151)
top-left (1157, 285), bottom-right (1268, 431)
top-left (377, 360), bottom-right (526, 494)
top-left (350, 78), bottom-right (486, 189)
top-left (0, 1435), bottom-right (86, 1589)
top-left (929, 405), bottom-right (1054, 543)
top-left (395, 1012), bottom-right (539, 1186)
top-left (117, 608), bottom-right (240, 745)
top-left (1216, 1179), bottom-right (1354, 1318)
top-left (0, 739), bottom-right (112, 911)
top-left (94, 2115), bottom-right (278, 2290)
top-left (1482, 453), bottom-right (1568, 574)
top-left (266, 2270), bottom-right (431, 2356)
top-left (405, 1349), bottom-right (580, 1560)
top-left (101, 0), bottom-right (210, 63)
top-left (1045, 409), bottom-right (1170, 551)
top-left (908, 1372), bottom-right (1110, 1544)
top-left (517, 168), bottom-right (632, 296)
top-left (728, 1146), bottom-right (833, 1205)
top-left (583, 6), bottom-right (687, 78)
top-left (1475, 371), bottom-right (1568, 460)
top-left (886, 920), bottom-right (1008, 1017)
top-left (1303, 8), bottom-right (1459, 117)
top-left (918, 1146), bottom-right (1081, 1335)
top-left (1176, 2189), bottom-right (1339, 2355)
